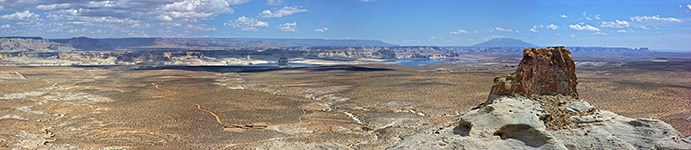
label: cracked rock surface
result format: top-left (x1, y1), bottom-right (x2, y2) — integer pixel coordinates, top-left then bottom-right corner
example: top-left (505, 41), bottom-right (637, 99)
top-left (390, 47), bottom-right (691, 149)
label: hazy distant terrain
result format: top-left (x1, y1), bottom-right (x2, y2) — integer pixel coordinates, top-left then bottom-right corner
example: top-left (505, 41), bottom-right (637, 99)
top-left (1, 37), bottom-right (689, 149)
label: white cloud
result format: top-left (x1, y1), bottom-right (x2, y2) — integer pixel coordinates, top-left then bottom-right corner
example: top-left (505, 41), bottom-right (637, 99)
top-left (600, 20), bottom-right (629, 28)
top-left (0, 0), bottom-right (253, 37)
top-left (569, 34), bottom-right (575, 37)
top-left (592, 32), bottom-right (608, 35)
top-left (560, 15), bottom-right (567, 18)
top-left (494, 27), bottom-right (513, 32)
top-left (279, 22), bottom-right (297, 32)
top-left (185, 24), bottom-right (216, 31)
top-left (449, 29), bottom-right (469, 34)
top-left (259, 6), bottom-right (309, 18)
top-left (630, 15), bottom-right (682, 22)
top-left (636, 25), bottom-right (650, 30)
top-left (314, 27), bottom-right (328, 32)
top-left (529, 24), bottom-right (557, 32)
top-left (529, 25), bottom-right (545, 32)
top-left (546, 24), bottom-right (558, 30)
top-left (687, 4), bottom-right (691, 10)
top-left (159, 0), bottom-right (243, 21)
top-left (0, 24), bottom-right (10, 28)
top-left (569, 24), bottom-right (600, 31)
top-left (0, 10), bottom-right (40, 21)
top-left (224, 16), bottom-right (269, 31)
top-left (267, 0), bottom-right (284, 5)
top-left (483, 35), bottom-right (505, 41)
top-left (359, 0), bottom-right (377, 2)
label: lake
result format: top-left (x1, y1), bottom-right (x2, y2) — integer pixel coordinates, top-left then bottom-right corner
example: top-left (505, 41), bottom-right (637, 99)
top-left (395, 58), bottom-right (486, 66)
top-left (252, 63), bottom-right (313, 66)
top-left (251, 58), bottom-right (487, 66)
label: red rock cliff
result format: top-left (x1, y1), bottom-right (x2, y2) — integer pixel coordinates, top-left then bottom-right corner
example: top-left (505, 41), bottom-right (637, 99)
top-left (488, 46), bottom-right (578, 101)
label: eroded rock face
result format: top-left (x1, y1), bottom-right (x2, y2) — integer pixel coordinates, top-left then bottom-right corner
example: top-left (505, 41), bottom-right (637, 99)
top-left (388, 97), bottom-right (691, 149)
top-left (389, 47), bottom-right (691, 149)
top-left (489, 46), bottom-right (578, 101)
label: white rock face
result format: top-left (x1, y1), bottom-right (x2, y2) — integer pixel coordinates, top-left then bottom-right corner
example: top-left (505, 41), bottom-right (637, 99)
top-left (388, 96), bottom-right (691, 150)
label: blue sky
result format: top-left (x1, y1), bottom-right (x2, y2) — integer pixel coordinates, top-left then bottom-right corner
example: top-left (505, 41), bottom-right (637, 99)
top-left (0, 0), bottom-right (690, 51)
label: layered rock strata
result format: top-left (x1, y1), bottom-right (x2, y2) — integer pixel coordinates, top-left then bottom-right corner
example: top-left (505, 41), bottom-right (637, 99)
top-left (488, 46), bottom-right (578, 102)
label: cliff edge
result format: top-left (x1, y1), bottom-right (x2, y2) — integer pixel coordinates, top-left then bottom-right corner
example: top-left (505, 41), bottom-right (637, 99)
top-left (389, 47), bottom-right (691, 149)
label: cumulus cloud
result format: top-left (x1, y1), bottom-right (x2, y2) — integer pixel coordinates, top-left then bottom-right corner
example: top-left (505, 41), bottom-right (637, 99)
top-left (268, 0), bottom-right (284, 5)
top-left (0, 10), bottom-right (40, 22)
top-left (159, 0), bottom-right (242, 21)
top-left (314, 27), bottom-right (328, 32)
top-left (636, 25), bottom-right (650, 30)
top-left (185, 24), bottom-right (217, 31)
top-left (224, 16), bottom-right (269, 31)
top-left (687, 4), bottom-right (691, 9)
top-left (0, 0), bottom-right (250, 37)
top-left (630, 15), bottom-right (682, 22)
top-left (259, 6), bottom-right (309, 18)
top-left (569, 24), bottom-right (600, 31)
top-left (560, 15), bottom-right (567, 18)
top-left (279, 22), bottom-right (297, 32)
top-left (529, 25), bottom-right (543, 32)
top-left (0, 24), bottom-right (10, 28)
top-left (449, 29), bottom-right (469, 34)
top-left (546, 24), bottom-right (558, 30)
top-left (600, 20), bottom-right (629, 28)
top-left (529, 24), bottom-right (557, 32)
top-left (494, 27), bottom-right (513, 32)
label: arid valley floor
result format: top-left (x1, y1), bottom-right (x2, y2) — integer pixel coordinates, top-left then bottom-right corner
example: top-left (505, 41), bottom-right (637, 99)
top-left (1, 56), bottom-right (689, 149)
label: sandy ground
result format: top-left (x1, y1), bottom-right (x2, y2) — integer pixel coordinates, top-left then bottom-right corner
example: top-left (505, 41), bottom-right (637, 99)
top-left (0, 57), bottom-right (688, 149)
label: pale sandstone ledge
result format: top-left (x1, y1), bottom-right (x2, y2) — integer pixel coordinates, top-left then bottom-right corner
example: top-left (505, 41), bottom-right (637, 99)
top-left (389, 47), bottom-right (691, 149)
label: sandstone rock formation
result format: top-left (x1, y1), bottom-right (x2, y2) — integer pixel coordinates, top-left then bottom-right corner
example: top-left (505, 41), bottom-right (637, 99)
top-left (489, 46), bottom-right (578, 102)
top-left (389, 47), bottom-right (691, 149)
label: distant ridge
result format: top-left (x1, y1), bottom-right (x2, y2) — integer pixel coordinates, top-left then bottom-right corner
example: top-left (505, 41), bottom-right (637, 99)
top-left (472, 38), bottom-right (536, 48)
top-left (193, 38), bottom-right (398, 47)
top-left (0, 37), bottom-right (44, 40)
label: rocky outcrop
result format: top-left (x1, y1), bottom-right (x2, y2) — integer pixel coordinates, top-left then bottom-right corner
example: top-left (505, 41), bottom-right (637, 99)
top-left (312, 49), bottom-right (396, 59)
top-left (389, 47), bottom-right (691, 149)
top-left (397, 53), bottom-right (429, 59)
top-left (489, 46), bottom-right (578, 101)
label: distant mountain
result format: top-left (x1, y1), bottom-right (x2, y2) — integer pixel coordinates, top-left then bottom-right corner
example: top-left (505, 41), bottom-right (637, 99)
top-left (53, 37), bottom-right (114, 51)
top-left (0, 37), bottom-right (74, 52)
top-left (472, 38), bottom-right (536, 48)
top-left (198, 38), bottom-right (398, 47)
top-left (97, 38), bottom-right (397, 48)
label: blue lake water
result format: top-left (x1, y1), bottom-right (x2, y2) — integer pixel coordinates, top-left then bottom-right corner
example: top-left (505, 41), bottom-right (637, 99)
top-left (251, 58), bottom-right (487, 67)
top-left (395, 58), bottom-right (486, 66)
top-left (395, 59), bottom-right (455, 66)
top-left (252, 63), bottom-right (313, 66)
